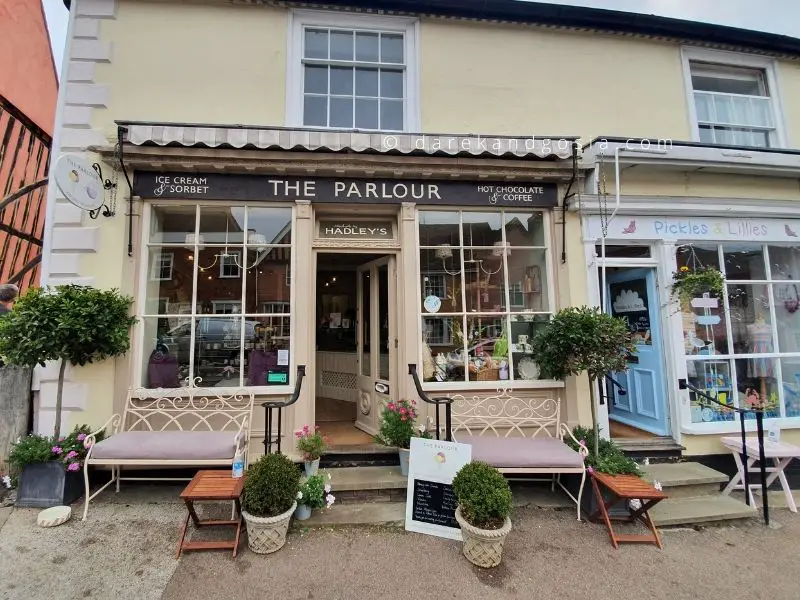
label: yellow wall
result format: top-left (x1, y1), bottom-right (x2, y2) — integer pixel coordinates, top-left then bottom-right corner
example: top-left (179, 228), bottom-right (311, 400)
top-left (612, 170), bottom-right (800, 200)
top-left (778, 59), bottom-right (800, 148)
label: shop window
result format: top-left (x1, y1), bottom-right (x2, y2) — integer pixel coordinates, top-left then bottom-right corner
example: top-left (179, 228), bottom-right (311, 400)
top-left (418, 209), bottom-right (552, 384)
top-left (678, 243), bottom-right (800, 423)
top-left (683, 49), bottom-right (783, 148)
top-left (289, 11), bottom-right (418, 132)
top-left (141, 205), bottom-right (293, 389)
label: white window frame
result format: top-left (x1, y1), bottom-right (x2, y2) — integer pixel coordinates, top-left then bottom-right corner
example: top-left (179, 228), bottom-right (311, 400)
top-left (150, 251), bottom-right (174, 281)
top-left (219, 252), bottom-right (242, 279)
top-left (286, 9), bottom-right (420, 132)
top-left (681, 47), bottom-right (788, 149)
top-left (422, 272), bottom-right (447, 300)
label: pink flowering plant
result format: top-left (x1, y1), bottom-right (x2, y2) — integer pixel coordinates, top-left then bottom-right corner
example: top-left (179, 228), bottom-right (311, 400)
top-left (8, 424), bottom-right (105, 474)
top-left (295, 424), bottom-right (328, 462)
top-left (373, 399), bottom-right (431, 450)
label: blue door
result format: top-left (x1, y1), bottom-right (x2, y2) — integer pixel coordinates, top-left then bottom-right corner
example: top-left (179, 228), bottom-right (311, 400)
top-left (605, 268), bottom-right (669, 436)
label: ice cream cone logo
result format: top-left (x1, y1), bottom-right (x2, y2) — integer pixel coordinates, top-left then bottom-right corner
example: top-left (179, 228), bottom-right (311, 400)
top-left (435, 452), bottom-right (446, 464)
top-left (69, 169), bottom-right (79, 183)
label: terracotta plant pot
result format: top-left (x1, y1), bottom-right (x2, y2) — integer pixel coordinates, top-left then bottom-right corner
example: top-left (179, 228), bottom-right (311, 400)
top-left (242, 501), bottom-right (297, 554)
top-left (455, 506), bottom-right (512, 568)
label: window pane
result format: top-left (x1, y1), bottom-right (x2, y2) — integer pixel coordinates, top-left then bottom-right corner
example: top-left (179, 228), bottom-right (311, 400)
top-left (728, 283), bottom-right (772, 354)
top-left (686, 359), bottom-right (736, 423)
top-left (676, 244), bottom-right (720, 271)
top-left (715, 127), bottom-right (734, 145)
top-left (730, 96), bottom-right (751, 126)
top-left (355, 32), bottom-right (379, 62)
top-left (691, 70), bottom-right (764, 96)
top-left (378, 264), bottom-right (389, 380)
top-left (505, 212), bottom-right (544, 246)
top-left (751, 97), bottom-right (773, 127)
top-left (150, 206), bottom-right (196, 244)
top-left (510, 315), bottom-right (549, 381)
top-left (304, 28), bottom-right (328, 59)
top-left (355, 98), bottom-right (379, 129)
top-left (781, 358), bottom-right (800, 417)
top-left (750, 130), bottom-right (770, 148)
top-left (713, 95), bottom-right (733, 123)
top-left (507, 249), bottom-right (548, 312)
top-left (193, 317), bottom-right (243, 387)
top-left (330, 97), bottom-right (353, 128)
top-left (246, 317), bottom-right (291, 386)
top-left (355, 68), bottom-right (379, 96)
top-left (361, 269), bottom-right (370, 376)
top-left (245, 247), bottom-right (291, 314)
top-left (247, 207), bottom-right (292, 245)
top-left (379, 99), bottom-right (403, 130)
top-left (142, 317), bottom-right (191, 388)
top-left (196, 248), bottom-right (243, 308)
top-left (680, 292), bottom-right (728, 356)
top-left (698, 125), bottom-right (714, 144)
top-left (304, 65), bottom-right (328, 94)
top-left (464, 249), bottom-right (505, 313)
top-left (144, 247), bottom-right (194, 315)
top-left (419, 211), bottom-right (460, 246)
top-left (421, 316), bottom-right (463, 382)
top-left (380, 69), bottom-right (403, 98)
top-left (462, 212), bottom-right (503, 246)
top-left (723, 245), bottom-right (766, 280)
top-left (595, 245), bottom-right (651, 259)
top-left (775, 284), bottom-right (800, 353)
top-left (694, 92), bottom-right (712, 122)
top-left (198, 206), bottom-right (245, 244)
top-left (736, 358), bottom-right (780, 420)
top-left (330, 66), bottom-right (353, 95)
top-left (466, 316), bottom-right (505, 382)
top-left (304, 95), bottom-right (328, 127)
top-left (768, 245), bottom-right (800, 280)
top-left (330, 30), bottom-right (353, 61)
top-left (380, 33), bottom-right (403, 63)
top-left (420, 248), bottom-right (463, 312)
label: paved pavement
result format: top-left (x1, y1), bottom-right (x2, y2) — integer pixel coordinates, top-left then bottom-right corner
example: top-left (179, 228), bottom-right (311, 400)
top-left (1, 484), bottom-right (799, 600)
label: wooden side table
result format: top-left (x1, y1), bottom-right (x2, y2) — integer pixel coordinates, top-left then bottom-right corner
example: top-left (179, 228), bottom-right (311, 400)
top-left (176, 470), bottom-right (245, 559)
top-left (588, 471), bottom-right (667, 549)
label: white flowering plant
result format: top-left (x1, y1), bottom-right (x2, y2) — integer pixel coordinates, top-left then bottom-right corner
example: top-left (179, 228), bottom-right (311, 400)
top-left (297, 471), bottom-right (335, 510)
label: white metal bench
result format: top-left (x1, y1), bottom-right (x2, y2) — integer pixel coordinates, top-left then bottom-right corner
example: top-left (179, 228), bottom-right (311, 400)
top-left (449, 389), bottom-right (589, 520)
top-left (82, 386), bottom-right (254, 520)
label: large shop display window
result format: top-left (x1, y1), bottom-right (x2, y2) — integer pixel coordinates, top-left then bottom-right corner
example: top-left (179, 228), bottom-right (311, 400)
top-left (678, 244), bottom-right (800, 423)
top-left (418, 210), bottom-right (552, 384)
top-left (141, 205), bottom-right (293, 389)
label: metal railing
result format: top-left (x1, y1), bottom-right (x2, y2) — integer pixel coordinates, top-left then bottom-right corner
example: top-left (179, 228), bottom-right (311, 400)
top-left (262, 365), bottom-right (305, 455)
top-left (679, 378), bottom-right (771, 526)
top-left (408, 364), bottom-right (453, 441)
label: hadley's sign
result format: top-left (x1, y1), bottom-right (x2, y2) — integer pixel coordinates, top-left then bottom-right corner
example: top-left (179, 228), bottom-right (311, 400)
top-left (133, 172), bottom-right (559, 207)
top-left (318, 220), bottom-right (393, 240)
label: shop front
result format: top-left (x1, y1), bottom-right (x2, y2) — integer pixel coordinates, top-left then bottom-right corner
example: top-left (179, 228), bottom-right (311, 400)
top-left (584, 213), bottom-right (800, 454)
top-left (116, 124), bottom-right (579, 458)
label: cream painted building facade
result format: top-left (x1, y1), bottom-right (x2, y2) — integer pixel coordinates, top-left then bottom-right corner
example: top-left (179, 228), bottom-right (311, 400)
top-left (41, 0), bottom-right (800, 461)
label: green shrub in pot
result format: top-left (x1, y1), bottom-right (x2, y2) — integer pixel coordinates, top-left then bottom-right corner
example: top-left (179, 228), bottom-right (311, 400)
top-left (452, 461), bottom-right (513, 529)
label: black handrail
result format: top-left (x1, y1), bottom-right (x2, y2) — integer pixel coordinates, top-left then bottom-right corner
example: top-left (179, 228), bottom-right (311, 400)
top-left (408, 364), bottom-right (453, 442)
top-left (679, 378), bottom-right (770, 526)
top-left (262, 366), bottom-right (306, 455)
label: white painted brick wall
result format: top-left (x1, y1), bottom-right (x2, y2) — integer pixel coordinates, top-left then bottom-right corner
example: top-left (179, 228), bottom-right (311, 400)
top-left (65, 83), bottom-right (109, 107)
top-left (77, 0), bottom-right (117, 19)
top-left (67, 61), bottom-right (96, 83)
top-left (53, 201), bottom-right (85, 225)
top-left (73, 17), bottom-right (101, 39)
top-left (62, 105), bottom-right (94, 127)
top-left (71, 39), bottom-right (113, 62)
top-left (52, 226), bottom-right (99, 252)
top-left (60, 127), bottom-right (107, 149)
top-left (48, 253), bottom-right (82, 276)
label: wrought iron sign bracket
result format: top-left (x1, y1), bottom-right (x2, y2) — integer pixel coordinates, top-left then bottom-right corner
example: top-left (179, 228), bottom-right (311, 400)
top-left (89, 162), bottom-right (116, 219)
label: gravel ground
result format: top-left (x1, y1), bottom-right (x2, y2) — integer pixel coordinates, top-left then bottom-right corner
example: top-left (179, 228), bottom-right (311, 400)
top-left (164, 508), bottom-right (800, 600)
top-left (1, 486), bottom-right (799, 600)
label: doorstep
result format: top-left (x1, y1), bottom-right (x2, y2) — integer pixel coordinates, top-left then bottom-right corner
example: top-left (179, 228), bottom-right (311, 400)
top-left (292, 502), bottom-right (406, 528)
top-left (326, 466), bottom-right (407, 503)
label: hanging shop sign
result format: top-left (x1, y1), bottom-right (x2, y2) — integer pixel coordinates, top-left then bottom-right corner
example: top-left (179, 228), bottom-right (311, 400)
top-left (405, 438), bottom-right (472, 541)
top-left (53, 154), bottom-right (104, 211)
top-left (318, 220), bottom-right (394, 240)
top-left (133, 172), bottom-right (559, 207)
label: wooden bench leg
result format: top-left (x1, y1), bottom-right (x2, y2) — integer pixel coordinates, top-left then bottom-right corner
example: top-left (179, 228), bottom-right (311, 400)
top-left (590, 475), bottom-right (619, 549)
top-left (176, 510), bottom-right (191, 559)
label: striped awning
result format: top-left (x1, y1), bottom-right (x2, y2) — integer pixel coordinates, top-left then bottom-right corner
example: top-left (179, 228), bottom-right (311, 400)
top-left (122, 123), bottom-right (576, 160)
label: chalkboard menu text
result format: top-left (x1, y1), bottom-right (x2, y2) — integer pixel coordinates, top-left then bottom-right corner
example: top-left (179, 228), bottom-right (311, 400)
top-left (412, 480), bottom-right (458, 529)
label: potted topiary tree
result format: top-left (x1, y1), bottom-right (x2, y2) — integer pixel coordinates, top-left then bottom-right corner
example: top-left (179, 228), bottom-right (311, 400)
top-left (452, 461), bottom-right (513, 569)
top-left (0, 285), bottom-right (135, 508)
top-left (531, 306), bottom-right (635, 461)
top-left (241, 452), bottom-right (301, 554)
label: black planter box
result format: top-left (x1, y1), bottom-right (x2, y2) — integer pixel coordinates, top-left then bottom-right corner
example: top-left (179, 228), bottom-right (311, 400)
top-left (16, 462), bottom-right (84, 508)
top-left (562, 473), bottom-right (632, 519)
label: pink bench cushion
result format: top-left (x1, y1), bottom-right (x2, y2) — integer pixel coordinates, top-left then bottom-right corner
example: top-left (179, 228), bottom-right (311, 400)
top-left (91, 431), bottom-right (237, 461)
top-left (456, 434), bottom-right (584, 469)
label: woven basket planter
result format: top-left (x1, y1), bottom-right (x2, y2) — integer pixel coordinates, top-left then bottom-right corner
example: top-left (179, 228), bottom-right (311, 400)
top-left (455, 506), bottom-right (512, 568)
top-left (242, 501), bottom-right (297, 555)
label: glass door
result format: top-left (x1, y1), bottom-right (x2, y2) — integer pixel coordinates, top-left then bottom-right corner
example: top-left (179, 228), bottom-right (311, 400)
top-left (356, 256), bottom-right (395, 434)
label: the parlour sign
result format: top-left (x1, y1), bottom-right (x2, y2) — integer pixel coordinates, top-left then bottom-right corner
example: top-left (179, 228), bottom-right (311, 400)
top-left (318, 220), bottom-right (393, 240)
top-left (133, 172), bottom-right (559, 207)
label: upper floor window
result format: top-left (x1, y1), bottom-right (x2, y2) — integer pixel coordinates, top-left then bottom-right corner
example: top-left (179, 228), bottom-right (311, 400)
top-left (683, 49), bottom-right (784, 149)
top-left (288, 11), bottom-right (418, 132)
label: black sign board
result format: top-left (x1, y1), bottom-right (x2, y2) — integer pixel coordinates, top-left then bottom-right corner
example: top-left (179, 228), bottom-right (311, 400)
top-left (411, 479), bottom-right (458, 529)
top-left (609, 277), bottom-right (652, 346)
top-left (133, 172), bottom-right (559, 207)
